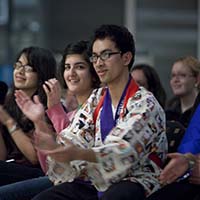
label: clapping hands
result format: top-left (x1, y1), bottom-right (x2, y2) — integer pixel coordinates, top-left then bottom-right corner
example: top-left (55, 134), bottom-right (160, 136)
top-left (15, 90), bottom-right (45, 123)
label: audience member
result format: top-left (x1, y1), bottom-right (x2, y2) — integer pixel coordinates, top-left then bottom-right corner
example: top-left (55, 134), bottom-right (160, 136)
top-left (166, 56), bottom-right (200, 128)
top-left (22, 24), bottom-right (168, 200)
top-left (146, 96), bottom-right (200, 200)
top-left (131, 63), bottom-right (166, 108)
top-left (0, 46), bottom-right (57, 186)
top-left (0, 40), bottom-right (100, 200)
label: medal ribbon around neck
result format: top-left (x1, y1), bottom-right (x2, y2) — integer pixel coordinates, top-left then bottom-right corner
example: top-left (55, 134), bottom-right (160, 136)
top-left (100, 76), bottom-right (139, 141)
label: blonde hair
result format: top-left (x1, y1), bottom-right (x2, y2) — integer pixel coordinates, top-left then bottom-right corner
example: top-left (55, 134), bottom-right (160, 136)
top-left (174, 56), bottom-right (200, 78)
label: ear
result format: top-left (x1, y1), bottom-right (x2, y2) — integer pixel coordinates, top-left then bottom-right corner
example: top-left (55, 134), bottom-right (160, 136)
top-left (195, 74), bottom-right (200, 89)
top-left (122, 52), bottom-right (133, 66)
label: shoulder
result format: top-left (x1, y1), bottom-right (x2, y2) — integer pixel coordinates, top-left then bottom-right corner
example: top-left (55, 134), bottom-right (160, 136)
top-left (87, 87), bottom-right (106, 105)
top-left (131, 87), bottom-right (158, 104)
top-left (128, 87), bottom-right (164, 113)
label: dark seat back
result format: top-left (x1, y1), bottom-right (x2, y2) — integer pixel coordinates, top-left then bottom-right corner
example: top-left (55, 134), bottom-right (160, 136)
top-left (166, 120), bottom-right (186, 153)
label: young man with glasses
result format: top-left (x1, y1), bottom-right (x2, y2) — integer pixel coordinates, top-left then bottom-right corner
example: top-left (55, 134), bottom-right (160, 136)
top-left (32, 24), bottom-right (167, 200)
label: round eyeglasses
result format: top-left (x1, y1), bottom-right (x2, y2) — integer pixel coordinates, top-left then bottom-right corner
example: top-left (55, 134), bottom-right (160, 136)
top-left (13, 62), bottom-right (35, 73)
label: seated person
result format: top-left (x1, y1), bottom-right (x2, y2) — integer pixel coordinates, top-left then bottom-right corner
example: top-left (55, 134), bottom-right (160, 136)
top-left (0, 40), bottom-right (100, 200)
top-left (147, 101), bottom-right (200, 200)
top-left (28, 24), bottom-right (167, 200)
top-left (165, 56), bottom-right (200, 128)
top-left (0, 46), bottom-right (57, 186)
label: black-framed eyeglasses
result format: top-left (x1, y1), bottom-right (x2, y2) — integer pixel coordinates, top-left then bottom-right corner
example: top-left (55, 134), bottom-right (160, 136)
top-left (13, 62), bottom-right (35, 73)
top-left (89, 51), bottom-right (121, 63)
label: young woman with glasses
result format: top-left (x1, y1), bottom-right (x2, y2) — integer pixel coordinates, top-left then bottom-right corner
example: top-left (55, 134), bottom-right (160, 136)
top-left (166, 56), bottom-right (200, 128)
top-left (0, 41), bottom-right (100, 200)
top-left (0, 46), bottom-right (57, 186)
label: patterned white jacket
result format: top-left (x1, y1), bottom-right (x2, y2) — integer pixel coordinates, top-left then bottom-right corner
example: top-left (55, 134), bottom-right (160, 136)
top-left (47, 86), bottom-right (167, 197)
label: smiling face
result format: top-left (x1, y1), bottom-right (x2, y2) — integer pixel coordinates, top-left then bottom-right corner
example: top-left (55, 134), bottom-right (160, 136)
top-left (63, 54), bottom-right (93, 98)
top-left (13, 53), bottom-right (38, 95)
top-left (92, 38), bottom-right (130, 87)
top-left (170, 61), bottom-right (197, 97)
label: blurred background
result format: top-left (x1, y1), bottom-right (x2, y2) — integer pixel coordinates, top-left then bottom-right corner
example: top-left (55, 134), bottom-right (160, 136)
top-left (0, 0), bottom-right (198, 98)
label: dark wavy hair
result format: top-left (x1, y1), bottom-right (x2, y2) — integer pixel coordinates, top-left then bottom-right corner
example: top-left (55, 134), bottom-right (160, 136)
top-left (4, 46), bottom-right (57, 132)
top-left (59, 40), bottom-right (100, 89)
top-left (132, 63), bottom-right (167, 108)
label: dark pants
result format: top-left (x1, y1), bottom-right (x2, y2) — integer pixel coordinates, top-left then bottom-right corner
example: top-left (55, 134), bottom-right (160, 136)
top-left (194, 194), bottom-right (200, 200)
top-left (0, 176), bottom-right (52, 200)
top-left (0, 160), bottom-right (44, 186)
top-left (33, 180), bottom-right (144, 200)
top-left (32, 181), bottom-right (98, 200)
top-left (100, 181), bottom-right (145, 200)
top-left (146, 181), bottom-right (200, 200)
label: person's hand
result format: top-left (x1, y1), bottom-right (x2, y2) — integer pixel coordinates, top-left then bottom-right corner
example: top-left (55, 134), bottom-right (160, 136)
top-left (43, 78), bottom-right (61, 108)
top-left (189, 155), bottom-right (200, 185)
top-left (39, 137), bottom-right (78, 163)
top-left (15, 90), bottom-right (45, 123)
top-left (34, 129), bottom-right (58, 152)
top-left (159, 153), bottom-right (189, 185)
top-left (0, 105), bottom-right (14, 126)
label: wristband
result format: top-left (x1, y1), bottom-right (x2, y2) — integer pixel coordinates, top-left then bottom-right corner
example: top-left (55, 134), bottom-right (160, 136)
top-left (183, 154), bottom-right (196, 171)
top-left (8, 123), bottom-right (19, 135)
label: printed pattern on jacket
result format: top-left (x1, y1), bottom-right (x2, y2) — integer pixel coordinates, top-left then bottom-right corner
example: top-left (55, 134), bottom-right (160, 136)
top-left (47, 86), bottom-right (167, 197)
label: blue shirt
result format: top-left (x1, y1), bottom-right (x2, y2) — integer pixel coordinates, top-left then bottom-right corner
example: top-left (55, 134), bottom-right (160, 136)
top-left (178, 104), bottom-right (200, 154)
